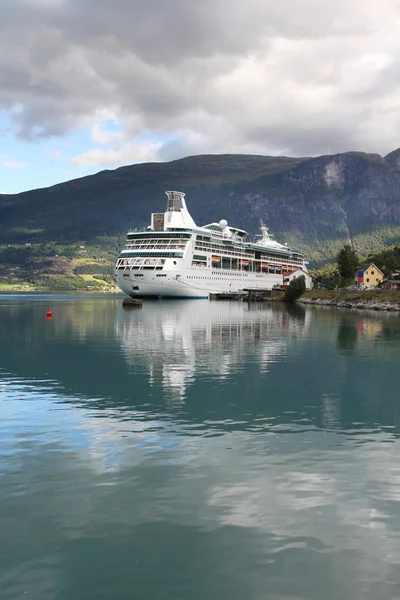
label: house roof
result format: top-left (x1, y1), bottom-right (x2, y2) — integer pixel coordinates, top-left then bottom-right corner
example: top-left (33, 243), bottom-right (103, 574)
top-left (292, 267), bottom-right (309, 275)
top-left (356, 263), bottom-right (384, 275)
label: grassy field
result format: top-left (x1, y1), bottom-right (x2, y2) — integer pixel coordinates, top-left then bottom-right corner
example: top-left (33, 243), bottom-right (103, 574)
top-left (341, 291), bottom-right (400, 303)
top-left (0, 282), bottom-right (34, 291)
top-left (0, 242), bottom-right (118, 292)
top-left (301, 291), bottom-right (339, 301)
top-left (0, 276), bottom-right (118, 293)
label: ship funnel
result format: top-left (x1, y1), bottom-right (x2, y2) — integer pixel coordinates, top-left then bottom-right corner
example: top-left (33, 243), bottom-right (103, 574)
top-left (166, 191), bottom-right (185, 212)
top-left (164, 190), bottom-right (196, 229)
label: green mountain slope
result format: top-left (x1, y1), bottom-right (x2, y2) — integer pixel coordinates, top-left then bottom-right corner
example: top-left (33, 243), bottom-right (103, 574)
top-left (1, 151), bottom-right (400, 266)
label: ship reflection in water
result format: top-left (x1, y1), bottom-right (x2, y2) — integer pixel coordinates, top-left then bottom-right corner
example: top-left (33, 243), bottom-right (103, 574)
top-left (115, 300), bottom-right (310, 404)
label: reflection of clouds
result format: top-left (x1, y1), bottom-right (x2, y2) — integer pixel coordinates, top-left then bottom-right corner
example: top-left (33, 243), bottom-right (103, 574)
top-left (0, 381), bottom-right (178, 476)
top-left (116, 302), bottom-right (309, 402)
top-left (201, 429), bottom-right (400, 583)
top-left (1, 554), bottom-right (61, 599)
top-left (2, 386), bottom-right (400, 598)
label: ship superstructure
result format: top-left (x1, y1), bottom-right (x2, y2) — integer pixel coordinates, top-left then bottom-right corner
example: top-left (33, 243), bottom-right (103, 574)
top-left (114, 191), bottom-right (311, 298)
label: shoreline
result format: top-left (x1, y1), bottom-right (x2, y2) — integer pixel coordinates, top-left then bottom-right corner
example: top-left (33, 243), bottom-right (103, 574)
top-left (0, 288), bottom-right (122, 295)
top-left (298, 290), bottom-right (400, 311)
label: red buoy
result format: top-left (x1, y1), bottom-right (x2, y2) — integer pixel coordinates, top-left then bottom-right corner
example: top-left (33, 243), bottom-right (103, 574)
top-left (46, 310), bottom-right (52, 319)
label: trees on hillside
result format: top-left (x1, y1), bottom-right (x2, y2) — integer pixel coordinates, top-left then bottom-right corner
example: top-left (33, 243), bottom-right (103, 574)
top-left (362, 247), bottom-right (399, 278)
top-left (336, 244), bottom-right (359, 279)
top-left (381, 254), bottom-right (398, 278)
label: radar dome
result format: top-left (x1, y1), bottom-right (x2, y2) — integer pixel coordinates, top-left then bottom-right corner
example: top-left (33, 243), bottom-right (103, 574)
top-left (219, 219), bottom-right (228, 229)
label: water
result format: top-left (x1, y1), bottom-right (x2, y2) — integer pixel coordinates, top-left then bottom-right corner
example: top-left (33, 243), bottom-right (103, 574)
top-left (0, 294), bottom-right (400, 600)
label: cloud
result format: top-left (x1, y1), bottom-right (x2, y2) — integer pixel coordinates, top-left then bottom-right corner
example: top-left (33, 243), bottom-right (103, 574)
top-left (91, 122), bottom-right (124, 146)
top-left (1, 0), bottom-right (400, 160)
top-left (3, 160), bottom-right (27, 169)
top-left (70, 138), bottom-right (162, 167)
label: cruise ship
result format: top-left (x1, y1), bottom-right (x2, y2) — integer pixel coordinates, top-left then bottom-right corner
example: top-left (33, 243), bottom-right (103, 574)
top-left (114, 191), bottom-right (311, 298)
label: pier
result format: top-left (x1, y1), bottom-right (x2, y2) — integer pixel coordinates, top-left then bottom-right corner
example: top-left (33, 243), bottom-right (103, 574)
top-left (209, 288), bottom-right (284, 302)
top-left (209, 292), bottom-right (246, 301)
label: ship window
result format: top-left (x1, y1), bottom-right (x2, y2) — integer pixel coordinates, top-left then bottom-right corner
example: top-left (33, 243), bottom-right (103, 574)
top-left (120, 251), bottom-right (183, 258)
top-left (127, 232), bottom-right (191, 240)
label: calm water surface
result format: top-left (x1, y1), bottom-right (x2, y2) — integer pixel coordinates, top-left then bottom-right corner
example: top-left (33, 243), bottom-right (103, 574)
top-left (0, 295), bottom-right (400, 600)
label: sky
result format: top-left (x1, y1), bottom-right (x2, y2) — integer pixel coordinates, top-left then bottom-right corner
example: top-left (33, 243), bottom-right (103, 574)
top-left (1, 0), bottom-right (400, 194)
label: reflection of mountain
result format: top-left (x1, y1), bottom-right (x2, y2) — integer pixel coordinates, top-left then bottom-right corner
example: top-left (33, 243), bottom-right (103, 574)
top-left (0, 296), bottom-right (399, 431)
top-left (115, 301), bottom-right (310, 403)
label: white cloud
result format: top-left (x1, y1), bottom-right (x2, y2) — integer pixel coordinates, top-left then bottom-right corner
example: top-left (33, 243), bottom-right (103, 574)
top-left (1, 0), bottom-right (400, 161)
top-left (91, 122), bottom-right (124, 146)
top-left (70, 139), bottom-right (162, 167)
top-left (3, 160), bottom-right (27, 169)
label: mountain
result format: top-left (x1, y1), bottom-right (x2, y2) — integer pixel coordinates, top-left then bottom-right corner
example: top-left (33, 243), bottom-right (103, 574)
top-left (1, 151), bottom-right (400, 265)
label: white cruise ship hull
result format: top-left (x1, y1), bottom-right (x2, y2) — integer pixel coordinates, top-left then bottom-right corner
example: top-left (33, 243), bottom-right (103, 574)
top-left (115, 269), bottom-right (284, 299)
top-left (114, 190), bottom-right (312, 298)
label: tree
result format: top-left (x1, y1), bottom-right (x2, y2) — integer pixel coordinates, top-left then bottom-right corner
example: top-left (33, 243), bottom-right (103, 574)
top-left (284, 275), bottom-right (306, 302)
top-left (336, 244), bottom-right (359, 279)
top-left (383, 254), bottom-right (398, 278)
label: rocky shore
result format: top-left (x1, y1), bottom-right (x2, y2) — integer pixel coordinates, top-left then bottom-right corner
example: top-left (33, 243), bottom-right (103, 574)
top-left (298, 291), bottom-right (400, 311)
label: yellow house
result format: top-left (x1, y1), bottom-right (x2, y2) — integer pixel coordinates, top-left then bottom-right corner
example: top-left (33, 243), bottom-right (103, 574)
top-left (355, 263), bottom-right (384, 288)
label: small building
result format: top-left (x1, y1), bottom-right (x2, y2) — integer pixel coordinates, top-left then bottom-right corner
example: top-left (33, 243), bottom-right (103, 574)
top-left (284, 268), bottom-right (313, 290)
top-left (355, 263), bottom-right (384, 289)
top-left (380, 279), bottom-right (400, 291)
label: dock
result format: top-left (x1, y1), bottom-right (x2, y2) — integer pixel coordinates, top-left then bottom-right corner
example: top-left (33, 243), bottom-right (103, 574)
top-left (209, 288), bottom-right (284, 302)
top-left (209, 292), bottom-right (246, 301)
